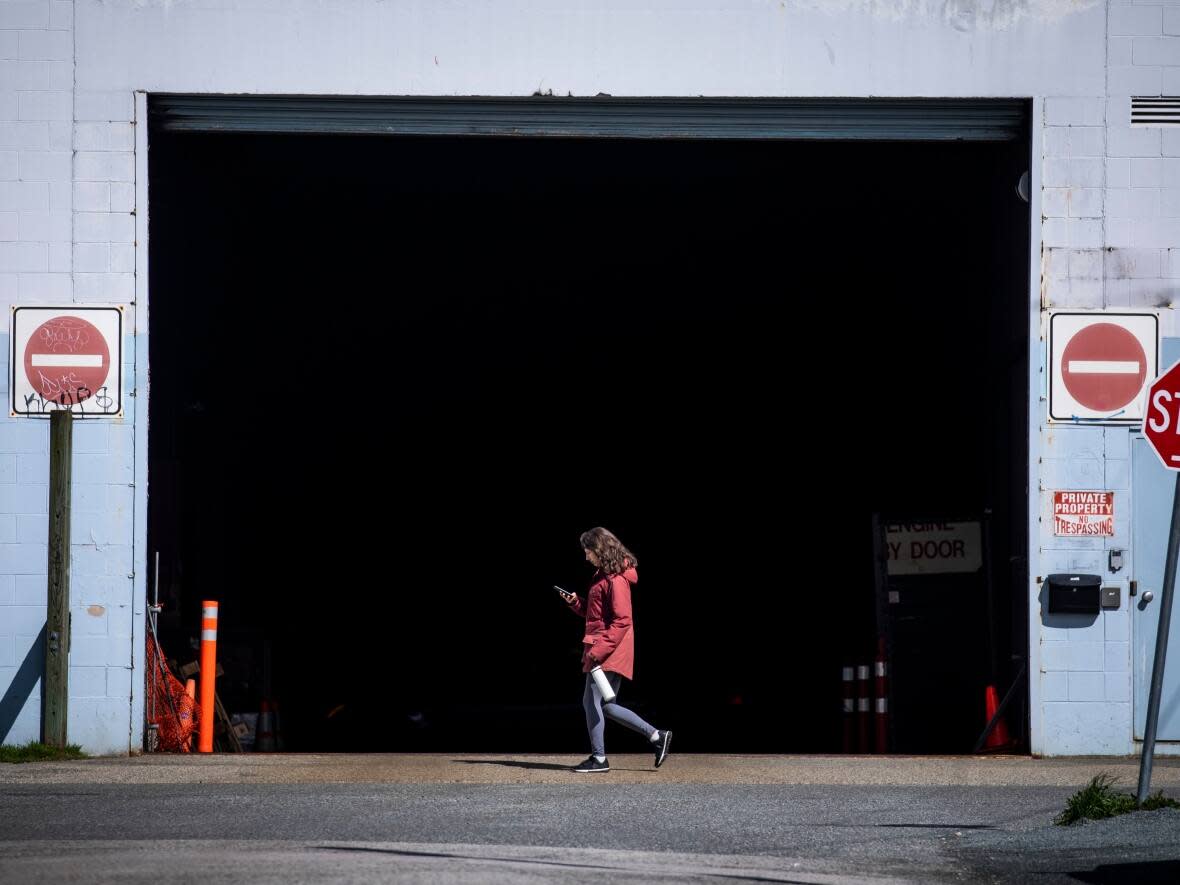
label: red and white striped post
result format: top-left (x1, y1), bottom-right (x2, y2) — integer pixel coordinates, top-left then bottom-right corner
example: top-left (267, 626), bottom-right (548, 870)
top-left (197, 600), bottom-right (218, 753)
top-left (856, 663), bottom-right (871, 753)
top-left (874, 641), bottom-right (889, 754)
top-left (842, 666), bottom-right (856, 753)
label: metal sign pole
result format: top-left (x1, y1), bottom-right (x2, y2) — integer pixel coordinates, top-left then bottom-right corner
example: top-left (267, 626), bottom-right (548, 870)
top-left (1137, 472), bottom-right (1180, 804)
top-left (147, 551), bottom-right (161, 752)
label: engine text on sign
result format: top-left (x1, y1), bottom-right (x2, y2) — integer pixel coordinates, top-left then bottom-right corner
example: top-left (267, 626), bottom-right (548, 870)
top-left (885, 522), bottom-right (983, 575)
top-left (1053, 491), bottom-right (1114, 537)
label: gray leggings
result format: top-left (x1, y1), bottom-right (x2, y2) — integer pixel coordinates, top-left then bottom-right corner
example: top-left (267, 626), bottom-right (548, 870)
top-left (583, 671), bottom-right (657, 757)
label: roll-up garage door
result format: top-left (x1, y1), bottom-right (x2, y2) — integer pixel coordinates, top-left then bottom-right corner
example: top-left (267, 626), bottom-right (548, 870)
top-left (150, 95), bottom-right (1027, 142)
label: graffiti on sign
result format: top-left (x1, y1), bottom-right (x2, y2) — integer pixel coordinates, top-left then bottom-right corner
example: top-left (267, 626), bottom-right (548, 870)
top-left (20, 386), bottom-right (118, 415)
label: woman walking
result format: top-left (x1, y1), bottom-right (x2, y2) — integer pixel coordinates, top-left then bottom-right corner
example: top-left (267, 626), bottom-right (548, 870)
top-left (558, 527), bottom-right (672, 773)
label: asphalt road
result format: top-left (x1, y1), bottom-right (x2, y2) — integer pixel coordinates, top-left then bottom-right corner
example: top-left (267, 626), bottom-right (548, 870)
top-left (1, 755), bottom-right (1178, 883)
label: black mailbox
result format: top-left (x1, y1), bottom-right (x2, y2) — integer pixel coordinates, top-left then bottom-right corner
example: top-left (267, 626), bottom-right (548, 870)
top-left (1047, 574), bottom-right (1102, 615)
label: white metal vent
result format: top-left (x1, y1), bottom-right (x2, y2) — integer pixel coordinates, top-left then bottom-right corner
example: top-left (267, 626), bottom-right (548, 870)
top-left (1132, 97), bottom-right (1180, 127)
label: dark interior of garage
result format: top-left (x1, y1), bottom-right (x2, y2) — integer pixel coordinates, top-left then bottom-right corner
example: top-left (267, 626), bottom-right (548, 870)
top-left (148, 116), bottom-right (1030, 753)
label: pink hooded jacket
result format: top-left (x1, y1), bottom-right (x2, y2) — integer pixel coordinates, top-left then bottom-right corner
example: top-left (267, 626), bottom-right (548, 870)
top-left (568, 567), bottom-right (638, 680)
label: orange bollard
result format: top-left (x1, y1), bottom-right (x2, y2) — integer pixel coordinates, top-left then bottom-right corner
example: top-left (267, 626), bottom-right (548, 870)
top-left (198, 600), bottom-right (218, 753)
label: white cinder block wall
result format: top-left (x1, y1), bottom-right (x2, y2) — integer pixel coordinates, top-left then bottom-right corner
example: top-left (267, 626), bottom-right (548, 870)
top-left (1, 0), bottom-right (1176, 755)
top-left (1, 0), bottom-right (139, 754)
top-left (1035, 0), bottom-right (1180, 755)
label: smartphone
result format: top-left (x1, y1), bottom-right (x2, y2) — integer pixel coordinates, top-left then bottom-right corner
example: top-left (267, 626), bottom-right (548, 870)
top-left (554, 585), bottom-right (572, 598)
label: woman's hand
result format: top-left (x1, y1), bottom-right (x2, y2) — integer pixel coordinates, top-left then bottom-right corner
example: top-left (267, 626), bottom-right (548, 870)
top-left (559, 589), bottom-right (577, 604)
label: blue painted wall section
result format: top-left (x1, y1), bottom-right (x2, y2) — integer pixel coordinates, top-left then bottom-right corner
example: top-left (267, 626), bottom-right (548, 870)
top-left (1036, 337), bottom-right (1180, 755)
top-left (0, 330), bottom-right (139, 754)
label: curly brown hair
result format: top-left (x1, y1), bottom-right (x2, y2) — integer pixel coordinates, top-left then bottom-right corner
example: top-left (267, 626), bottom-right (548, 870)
top-left (579, 527), bottom-right (637, 577)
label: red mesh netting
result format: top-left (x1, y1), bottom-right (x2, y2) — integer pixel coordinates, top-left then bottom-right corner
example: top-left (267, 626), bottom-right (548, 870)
top-left (146, 634), bottom-right (198, 752)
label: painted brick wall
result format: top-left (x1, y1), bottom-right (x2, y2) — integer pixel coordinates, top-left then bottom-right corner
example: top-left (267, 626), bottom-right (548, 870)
top-left (0, 0), bottom-right (1161, 757)
top-left (1037, 427), bottom-right (1134, 754)
top-left (1035, 0), bottom-right (1180, 755)
top-left (0, 0), bottom-right (139, 755)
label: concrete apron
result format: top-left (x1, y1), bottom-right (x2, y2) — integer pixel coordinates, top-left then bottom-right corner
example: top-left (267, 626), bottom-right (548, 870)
top-left (4, 754), bottom-right (1180, 786)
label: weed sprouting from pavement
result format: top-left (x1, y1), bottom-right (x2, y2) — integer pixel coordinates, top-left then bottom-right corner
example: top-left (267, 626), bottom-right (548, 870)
top-left (1056, 773), bottom-right (1180, 825)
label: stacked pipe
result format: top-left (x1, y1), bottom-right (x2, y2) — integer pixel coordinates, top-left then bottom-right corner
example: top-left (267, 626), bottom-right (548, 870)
top-left (857, 664), bottom-right (871, 752)
top-left (874, 640), bottom-right (889, 754)
top-left (842, 644), bottom-right (889, 754)
top-left (841, 666), bottom-right (856, 753)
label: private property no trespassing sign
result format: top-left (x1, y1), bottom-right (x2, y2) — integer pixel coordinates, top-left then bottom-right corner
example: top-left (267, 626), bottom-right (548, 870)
top-left (10, 305), bottom-right (123, 417)
top-left (1053, 491), bottom-right (1114, 537)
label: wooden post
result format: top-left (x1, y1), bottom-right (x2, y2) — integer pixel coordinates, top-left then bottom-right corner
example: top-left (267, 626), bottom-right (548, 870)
top-left (43, 410), bottom-right (72, 748)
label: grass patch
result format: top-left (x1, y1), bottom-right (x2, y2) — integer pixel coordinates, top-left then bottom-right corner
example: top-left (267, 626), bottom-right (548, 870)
top-left (1056, 773), bottom-right (1180, 825)
top-left (0, 741), bottom-right (87, 764)
top-left (1140, 791), bottom-right (1180, 812)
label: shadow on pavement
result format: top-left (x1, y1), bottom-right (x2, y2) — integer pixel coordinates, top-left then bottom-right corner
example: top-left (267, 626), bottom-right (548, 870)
top-left (316, 845), bottom-right (813, 883)
top-left (454, 759), bottom-right (656, 773)
top-left (1069, 860), bottom-right (1180, 884)
top-left (875, 823), bottom-right (996, 830)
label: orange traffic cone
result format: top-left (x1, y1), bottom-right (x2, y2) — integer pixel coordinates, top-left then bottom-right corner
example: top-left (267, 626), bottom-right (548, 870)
top-left (983, 684), bottom-right (1012, 750)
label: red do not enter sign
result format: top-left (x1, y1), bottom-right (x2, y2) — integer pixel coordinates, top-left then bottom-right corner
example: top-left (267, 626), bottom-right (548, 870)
top-left (1061, 322), bottom-right (1148, 412)
top-left (23, 315), bottom-right (111, 407)
top-left (1049, 313), bottom-right (1158, 424)
top-left (10, 305), bottom-right (123, 418)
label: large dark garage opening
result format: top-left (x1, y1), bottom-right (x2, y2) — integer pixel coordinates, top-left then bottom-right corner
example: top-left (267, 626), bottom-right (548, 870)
top-left (148, 99), bottom-right (1030, 753)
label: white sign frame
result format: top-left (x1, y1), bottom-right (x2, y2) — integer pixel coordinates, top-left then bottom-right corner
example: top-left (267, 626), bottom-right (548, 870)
top-left (1048, 311), bottom-right (1159, 425)
top-left (10, 305), bottom-right (124, 418)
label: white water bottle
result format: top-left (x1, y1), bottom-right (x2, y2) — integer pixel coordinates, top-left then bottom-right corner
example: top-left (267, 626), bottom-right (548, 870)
top-left (590, 666), bottom-right (617, 703)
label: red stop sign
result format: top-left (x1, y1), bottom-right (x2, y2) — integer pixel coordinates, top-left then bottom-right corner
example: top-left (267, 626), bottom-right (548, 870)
top-left (1144, 361), bottom-right (1180, 470)
top-left (23, 315), bottom-right (111, 407)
